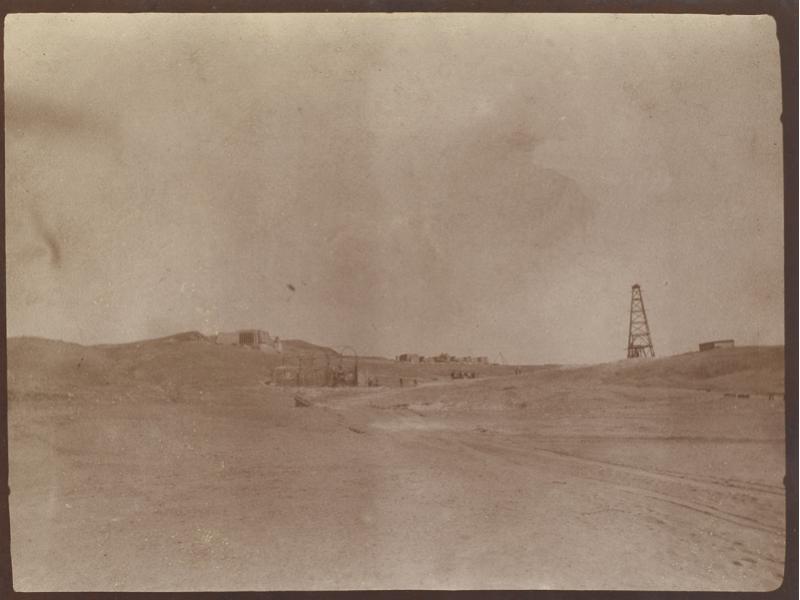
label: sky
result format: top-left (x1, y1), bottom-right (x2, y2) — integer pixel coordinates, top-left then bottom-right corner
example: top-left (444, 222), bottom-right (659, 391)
top-left (4, 13), bottom-right (785, 364)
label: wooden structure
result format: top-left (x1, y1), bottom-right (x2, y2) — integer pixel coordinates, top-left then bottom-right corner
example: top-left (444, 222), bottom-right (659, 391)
top-left (699, 339), bottom-right (735, 351)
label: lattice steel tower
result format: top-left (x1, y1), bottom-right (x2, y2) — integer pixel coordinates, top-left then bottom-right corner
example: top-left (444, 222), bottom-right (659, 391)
top-left (627, 284), bottom-right (655, 358)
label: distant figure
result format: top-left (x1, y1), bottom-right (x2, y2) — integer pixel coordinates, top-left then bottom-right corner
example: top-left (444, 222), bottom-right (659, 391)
top-left (399, 377), bottom-right (404, 387)
top-left (413, 379), bottom-right (418, 386)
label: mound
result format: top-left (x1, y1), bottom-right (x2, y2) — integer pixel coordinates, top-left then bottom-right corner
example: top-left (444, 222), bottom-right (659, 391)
top-left (587, 346), bottom-right (784, 394)
top-left (7, 336), bottom-right (115, 392)
top-left (151, 330), bottom-right (210, 343)
top-left (281, 339), bottom-right (340, 356)
top-left (103, 339), bottom-right (285, 389)
top-left (7, 334), bottom-right (337, 394)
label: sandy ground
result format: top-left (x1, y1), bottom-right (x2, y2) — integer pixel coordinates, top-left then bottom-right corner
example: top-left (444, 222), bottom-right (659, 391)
top-left (8, 340), bottom-right (786, 590)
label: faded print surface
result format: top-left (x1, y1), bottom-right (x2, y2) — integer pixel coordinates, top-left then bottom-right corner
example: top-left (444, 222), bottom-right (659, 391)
top-left (5, 13), bottom-right (786, 592)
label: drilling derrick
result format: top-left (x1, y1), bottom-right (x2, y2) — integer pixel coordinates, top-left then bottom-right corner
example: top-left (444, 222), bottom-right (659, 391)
top-left (627, 283), bottom-right (655, 358)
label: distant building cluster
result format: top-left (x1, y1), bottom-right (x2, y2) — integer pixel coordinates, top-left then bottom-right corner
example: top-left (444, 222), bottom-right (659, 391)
top-left (396, 352), bottom-right (489, 364)
top-left (216, 329), bottom-right (283, 353)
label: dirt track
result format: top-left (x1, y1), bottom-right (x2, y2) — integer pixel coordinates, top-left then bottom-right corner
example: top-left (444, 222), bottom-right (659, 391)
top-left (8, 341), bottom-right (786, 590)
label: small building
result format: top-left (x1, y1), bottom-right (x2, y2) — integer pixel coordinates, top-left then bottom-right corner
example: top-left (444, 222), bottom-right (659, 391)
top-left (397, 353), bottom-right (421, 363)
top-left (699, 339), bottom-right (735, 352)
top-left (216, 329), bottom-right (281, 353)
top-left (475, 356), bottom-right (489, 364)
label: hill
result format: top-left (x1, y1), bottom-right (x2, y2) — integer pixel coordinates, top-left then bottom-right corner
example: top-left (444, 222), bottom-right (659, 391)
top-left (7, 333), bottom-right (339, 394)
top-left (7, 336), bottom-right (116, 391)
top-left (280, 339), bottom-right (340, 356)
top-left (539, 346), bottom-right (784, 395)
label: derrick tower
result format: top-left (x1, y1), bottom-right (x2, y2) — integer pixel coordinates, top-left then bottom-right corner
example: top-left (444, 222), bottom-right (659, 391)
top-left (627, 283), bottom-right (655, 358)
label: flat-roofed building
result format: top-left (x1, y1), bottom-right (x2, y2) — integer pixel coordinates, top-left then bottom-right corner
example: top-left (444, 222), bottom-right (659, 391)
top-left (699, 339), bottom-right (735, 351)
top-left (216, 329), bottom-right (281, 353)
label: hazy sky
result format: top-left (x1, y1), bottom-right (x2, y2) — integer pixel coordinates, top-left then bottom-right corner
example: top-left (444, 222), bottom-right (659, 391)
top-left (5, 13), bottom-right (784, 364)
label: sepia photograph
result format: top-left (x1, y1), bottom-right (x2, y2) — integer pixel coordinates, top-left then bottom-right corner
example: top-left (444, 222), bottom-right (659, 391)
top-left (4, 11), bottom-right (789, 591)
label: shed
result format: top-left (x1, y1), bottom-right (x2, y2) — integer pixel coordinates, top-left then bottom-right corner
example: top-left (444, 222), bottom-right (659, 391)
top-left (699, 339), bottom-right (735, 351)
top-left (216, 329), bottom-right (280, 352)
